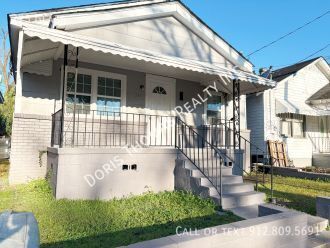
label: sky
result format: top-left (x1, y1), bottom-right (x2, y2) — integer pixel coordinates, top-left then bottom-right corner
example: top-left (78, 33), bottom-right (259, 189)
top-left (0, 0), bottom-right (329, 71)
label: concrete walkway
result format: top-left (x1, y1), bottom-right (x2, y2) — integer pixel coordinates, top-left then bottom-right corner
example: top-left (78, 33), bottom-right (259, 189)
top-left (0, 211), bottom-right (39, 248)
top-left (127, 204), bottom-right (330, 248)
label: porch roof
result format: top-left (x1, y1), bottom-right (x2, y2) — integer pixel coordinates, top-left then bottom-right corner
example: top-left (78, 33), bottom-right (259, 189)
top-left (275, 98), bottom-right (330, 116)
top-left (20, 21), bottom-right (275, 95)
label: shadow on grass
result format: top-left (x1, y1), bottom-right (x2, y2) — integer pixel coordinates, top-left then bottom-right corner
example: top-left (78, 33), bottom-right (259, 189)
top-left (258, 187), bottom-right (323, 215)
top-left (41, 213), bottom-right (241, 248)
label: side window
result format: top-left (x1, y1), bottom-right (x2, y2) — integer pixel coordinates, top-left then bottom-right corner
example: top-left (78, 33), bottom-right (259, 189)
top-left (66, 72), bottom-right (92, 114)
top-left (281, 120), bottom-right (291, 137)
top-left (280, 114), bottom-right (305, 138)
top-left (96, 76), bottom-right (122, 115)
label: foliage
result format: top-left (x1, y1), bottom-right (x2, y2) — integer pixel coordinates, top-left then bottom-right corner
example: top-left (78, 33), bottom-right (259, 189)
top-left (0, 28), bottom-right (14, 136)
top-left (0, 28), bottom-right (13, 92)
top-left (0, 86), bottom-right (15, 136)
top-left (0, 171), bottom-right (241, 247)
top-left (0, 159), bottom-right (9, 187)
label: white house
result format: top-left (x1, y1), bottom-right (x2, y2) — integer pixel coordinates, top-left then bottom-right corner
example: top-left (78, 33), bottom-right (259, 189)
top-left (8, 0), bottom-right (274, 210)
top-left (247, 57), bottom-right (330, 168)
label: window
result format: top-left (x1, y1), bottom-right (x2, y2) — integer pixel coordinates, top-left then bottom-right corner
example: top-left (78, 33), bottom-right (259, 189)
top-left (292, 121), bottom-right (303, 137)
top-left (65, 68), bottom-right (126, 116)
top-left (66, 72), bottom-right (92, 114)
top-left (318, 117), bottom-right (330, 134)
top-left (279, 113), bottom-right (305, 138)
top-left (152, 86), bottom-right (167, 95)
top-left (281, 121), bottom-right (291, 137)
top-left (96, 76), bottom-right (122, 115)
top-left (207, 95), bottom-right (222, 123)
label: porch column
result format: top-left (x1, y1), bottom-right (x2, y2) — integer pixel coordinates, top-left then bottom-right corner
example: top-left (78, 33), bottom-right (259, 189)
top-left (60, 44), bottom-right (68, 148)
top-left (233, 79), bottom-right (240, 149)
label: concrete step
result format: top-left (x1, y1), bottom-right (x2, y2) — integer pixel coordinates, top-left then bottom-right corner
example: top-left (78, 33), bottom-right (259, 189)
top-left (307, 215), bottom-right (329, 234)
top-left (221, 191), bottom-right (265, 209)
top-left (205, 182), bottom-right (255, 196)
top-left (222, 175), bottom-right (243, 184)
top-left (311, 231), bottom-right (330, 247)
top-left (222, 182), bottom-right (255, 194)
top-left (199, 175), bottom-right (243, 187)
top-left (228, 204), bottom-right (259, 219)
top-left (181, 149), bottom-right (232, 159)
top-left (187, 166), bottom-right (233, 177)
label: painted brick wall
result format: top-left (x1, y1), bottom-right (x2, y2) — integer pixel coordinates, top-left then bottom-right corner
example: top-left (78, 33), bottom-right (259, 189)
top-left (9, 113), bottom-right (52, 184)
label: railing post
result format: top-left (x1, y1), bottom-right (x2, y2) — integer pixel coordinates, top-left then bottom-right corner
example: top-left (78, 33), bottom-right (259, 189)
top-left (270, 162), bottom-right (274, 202)
top-left (174, 117), bottom-right (177, 148)
top-left (219, 155), bottom-right (223, 208)
top-left (255, 160), bottom-right (259, 191)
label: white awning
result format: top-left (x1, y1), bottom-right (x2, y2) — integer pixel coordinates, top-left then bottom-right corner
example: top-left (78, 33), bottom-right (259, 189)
top-left (276, 98), bottom-right (330, 116)
top-left (19, 21), bottom-right (275, 94)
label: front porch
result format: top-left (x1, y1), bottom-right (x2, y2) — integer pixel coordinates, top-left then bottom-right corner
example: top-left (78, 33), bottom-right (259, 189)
top-left (13, 25), bottom-right (275, 202)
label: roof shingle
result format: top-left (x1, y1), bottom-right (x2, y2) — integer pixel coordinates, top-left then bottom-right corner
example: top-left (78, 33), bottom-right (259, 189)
top-left (271, 57), bottom-right (321, 82)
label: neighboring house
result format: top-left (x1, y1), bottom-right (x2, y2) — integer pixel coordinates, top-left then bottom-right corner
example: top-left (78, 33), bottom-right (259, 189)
top-left (247, 57), bottom-right (330, 168)
top-left (8, 0), bottom-right (274, 208)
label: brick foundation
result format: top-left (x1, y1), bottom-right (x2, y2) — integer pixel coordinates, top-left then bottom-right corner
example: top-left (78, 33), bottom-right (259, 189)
top-left (9, 113), bottom-right (52, 184)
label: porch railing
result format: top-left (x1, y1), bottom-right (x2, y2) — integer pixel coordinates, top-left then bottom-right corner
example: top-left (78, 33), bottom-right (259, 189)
top-left (194, 119), bottom-right (235, 149)
top-left (51, 108), bottom-right (176, 148)
top-left (175, 117), bottom-right (235, 204)
top-left (310, 137), bottom-right (330, 153)
top-left (200, 118), bottom-right (274, 200)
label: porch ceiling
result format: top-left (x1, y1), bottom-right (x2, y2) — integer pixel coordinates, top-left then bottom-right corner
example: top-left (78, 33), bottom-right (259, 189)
top-left (20, 21), bottom-right (275, 95)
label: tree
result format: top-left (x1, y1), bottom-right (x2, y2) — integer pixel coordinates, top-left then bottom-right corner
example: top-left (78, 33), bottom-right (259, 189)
top-left (0, 28), bottom-right (13, 91)
top-left (0, 28), bottom-right (15, 136)
top-left (0, 86), bottom-right (15, 135)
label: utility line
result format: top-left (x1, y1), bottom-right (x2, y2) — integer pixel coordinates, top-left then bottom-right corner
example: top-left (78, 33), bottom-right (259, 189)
top-left (256, 44), bottom-right (330, 69)
top-left (296, 43), bottom-right (330, 63)
top-left (247, 10), bottom-right (330, 57)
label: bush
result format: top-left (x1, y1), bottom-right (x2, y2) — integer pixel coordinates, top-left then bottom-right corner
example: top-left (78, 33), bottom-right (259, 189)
top-left (0, 86), bottom-right (15, 136)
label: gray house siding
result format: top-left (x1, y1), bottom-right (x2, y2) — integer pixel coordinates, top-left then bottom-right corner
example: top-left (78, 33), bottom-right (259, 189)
top-left (72, 16), bottom-right (233, 68)
top-left (176, 79), bottom-right (205, 126)
top-left (246, 93), bottom-right (265, 152)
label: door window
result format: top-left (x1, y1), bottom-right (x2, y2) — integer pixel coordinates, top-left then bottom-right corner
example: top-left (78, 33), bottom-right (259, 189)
top-left (207, 95), bottom-right (222, 123)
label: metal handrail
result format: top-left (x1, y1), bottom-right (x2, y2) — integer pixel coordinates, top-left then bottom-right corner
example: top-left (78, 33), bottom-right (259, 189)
top-left (202, 118), bottom-right (274, 201)
top-left (175, 117), bottom-right (237, 207)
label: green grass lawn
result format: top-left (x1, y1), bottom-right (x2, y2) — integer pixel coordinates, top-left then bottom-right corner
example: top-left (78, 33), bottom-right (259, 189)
top-left (251, 175), bottom-right (330, 215)
top-left (0, 161), bottom-right (241, 248)
top-left (0, 159), bottom-right (9, 187)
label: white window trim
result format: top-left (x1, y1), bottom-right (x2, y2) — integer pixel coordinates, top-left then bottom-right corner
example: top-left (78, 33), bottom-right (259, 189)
top-left (280, 118), bottom-right (304, 139)
top-left (64, 66), bottom-right (127, 116)
top-left (203, 91), bottom-right (224, 125)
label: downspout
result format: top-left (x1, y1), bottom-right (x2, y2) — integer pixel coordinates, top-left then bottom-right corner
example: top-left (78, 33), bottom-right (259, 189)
top-left (60, 45), bottom-right (68, 148)
top-left (72, 47), bottom-right (79, 146)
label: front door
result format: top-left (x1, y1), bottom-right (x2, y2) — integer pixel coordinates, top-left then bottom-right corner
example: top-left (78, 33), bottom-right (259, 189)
top-left (145, 74), bottom-right (176, 146)
top-left (205, 91), bottom-right (224, 124)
